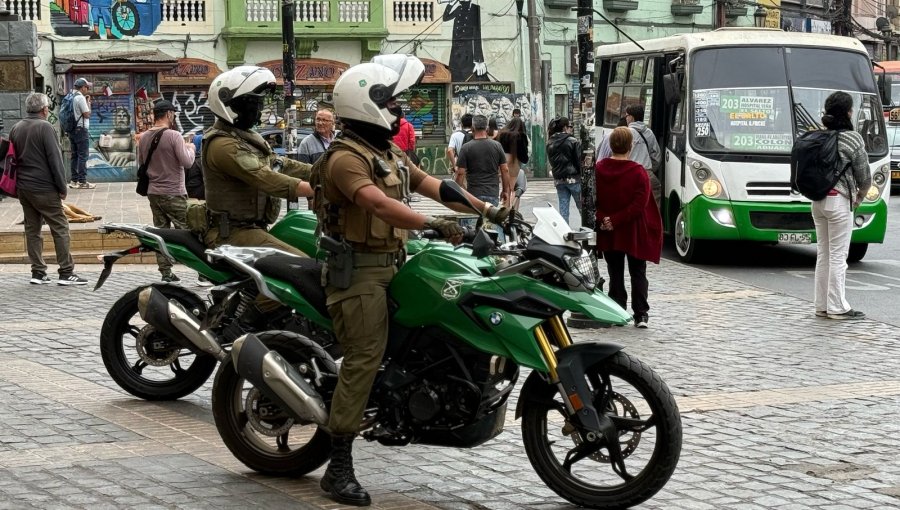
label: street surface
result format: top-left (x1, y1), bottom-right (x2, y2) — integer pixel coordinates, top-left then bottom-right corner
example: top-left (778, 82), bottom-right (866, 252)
top-left (0, 181), bottom-right (897, 509)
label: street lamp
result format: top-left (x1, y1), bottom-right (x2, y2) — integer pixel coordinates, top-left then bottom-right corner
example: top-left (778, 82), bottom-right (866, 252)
top-left (754, 6), bottom-right (768, 28)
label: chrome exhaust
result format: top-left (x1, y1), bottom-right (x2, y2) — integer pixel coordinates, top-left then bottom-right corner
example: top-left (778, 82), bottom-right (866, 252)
top-left (137, 287), bottom-right (226, 361)
top-left (231, 333), bottom-right (329, 426)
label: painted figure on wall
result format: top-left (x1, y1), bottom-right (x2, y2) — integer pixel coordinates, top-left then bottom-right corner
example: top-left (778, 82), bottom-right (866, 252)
top-left (51, 0), bottom-right (164, 39)
top-left (452, 91), bottom-right (530, 129)
top-left (96, 106), bottom-right (136, 167)
top-left (441, 0), bottom-right (488, 82)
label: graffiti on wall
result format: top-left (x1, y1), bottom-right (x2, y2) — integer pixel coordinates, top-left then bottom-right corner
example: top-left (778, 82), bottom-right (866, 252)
top-left (84, 93), bottom-right (138, 180)
top-left (450, 90), bottom-right (531, 130)
top-left (441, 0), bottom-right (487, 82)
top-left (161, 89), bottom-right (215, 135)
top-left (50, 0), bottom-right (164, 39)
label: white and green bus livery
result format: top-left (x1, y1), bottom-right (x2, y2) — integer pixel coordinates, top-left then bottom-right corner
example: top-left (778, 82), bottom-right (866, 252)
top-left (596, 29), bottom-right (891, 263)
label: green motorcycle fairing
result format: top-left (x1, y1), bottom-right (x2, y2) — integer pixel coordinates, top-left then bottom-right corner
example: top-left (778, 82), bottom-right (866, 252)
top-left (389, 244), bottom-right (631, 372)
top-left (266, 210), bottom-right (320, 257)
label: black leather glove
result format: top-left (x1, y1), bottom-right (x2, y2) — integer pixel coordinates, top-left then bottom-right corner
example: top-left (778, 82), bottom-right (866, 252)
top-left (424, 216), bottom-right (465, 240)
top-left (485, 205), bottom-right (510, 225)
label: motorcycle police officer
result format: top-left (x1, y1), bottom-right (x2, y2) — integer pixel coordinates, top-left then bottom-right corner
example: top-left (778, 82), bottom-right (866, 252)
top-left (311, 54), bottom-right (509, 506)
top-left (203, 66), bottom-right (313, 254)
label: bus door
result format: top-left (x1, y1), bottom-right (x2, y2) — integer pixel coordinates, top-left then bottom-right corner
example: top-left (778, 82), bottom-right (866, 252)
top-left (660, 52), bottom-right (686, 233)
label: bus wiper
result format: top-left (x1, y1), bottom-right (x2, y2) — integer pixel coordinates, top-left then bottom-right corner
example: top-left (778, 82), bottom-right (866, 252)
top-left (793, 101), bottom-right (822, 134)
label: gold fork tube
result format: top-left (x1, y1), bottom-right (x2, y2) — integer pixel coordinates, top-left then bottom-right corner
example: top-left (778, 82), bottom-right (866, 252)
top-left (548, 315), bottom-right (573, 348)
top-left (534, 325), bottom-right (559, 381)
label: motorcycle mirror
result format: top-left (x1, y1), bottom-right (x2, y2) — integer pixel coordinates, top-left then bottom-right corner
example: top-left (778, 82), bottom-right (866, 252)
top-left (471, 229), bottom-right (493, 258)
top-left (439, 179), bottom-right (478, 213)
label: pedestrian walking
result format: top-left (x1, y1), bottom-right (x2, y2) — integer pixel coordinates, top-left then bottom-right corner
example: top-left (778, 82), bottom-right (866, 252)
top-left (446, 113), bottom-right (473, 182)
top-left (69, 77), bottom-right (96, 189)
top-left (392, 110), bottom-right (418, 164)
top-left (546, 117), bottom-right (582, 224)
top-left (595, 127), bottom-right (662, 328)
top-left (138, 100), bottom-right (196, 283)
top-left (496, 117), bottom-right (529, 203)
top-left (812, 92), bottom-right (871, 320)
top-left (9, 92), bottom-right (88, 285)
top-left (297, 108), bottom-right (336, 164)
top-left (454, 114), bottom-right (510, 206)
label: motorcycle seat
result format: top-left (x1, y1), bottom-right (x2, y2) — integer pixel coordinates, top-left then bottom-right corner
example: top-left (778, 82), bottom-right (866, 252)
top-left (145, 228), bottom-right (231, 272)
top-left (252, 255), bottom-right (329, 319)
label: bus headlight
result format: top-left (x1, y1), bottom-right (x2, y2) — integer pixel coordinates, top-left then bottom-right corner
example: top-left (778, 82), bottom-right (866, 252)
top-left (702, 179), bottom-right (722, 198)
top-left (865, 185), bottom-right (880, 201)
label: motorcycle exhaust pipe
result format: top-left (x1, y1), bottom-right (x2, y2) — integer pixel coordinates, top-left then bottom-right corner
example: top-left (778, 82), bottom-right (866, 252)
top-left (137, 287), bottom-right (227, 362)
top-left (231, 333), bottom-right (329, 426)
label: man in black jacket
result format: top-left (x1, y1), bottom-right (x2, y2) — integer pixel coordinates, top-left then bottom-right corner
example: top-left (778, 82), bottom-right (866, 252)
top-left (546, 117), bottom-right (582, 224)
top-left (9, 93), bottom-right (87, 285)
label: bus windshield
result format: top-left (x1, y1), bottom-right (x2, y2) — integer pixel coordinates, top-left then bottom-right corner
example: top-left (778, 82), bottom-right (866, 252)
top-left (691, 46), bottom-right (886, 156)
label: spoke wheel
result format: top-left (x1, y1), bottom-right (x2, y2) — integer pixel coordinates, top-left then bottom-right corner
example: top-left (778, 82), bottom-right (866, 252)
top-left (112, 1), bottom-right (140, 36)
top-left (521, 351), bottom-right (682, 509)
top-left (211, 330), bottom-right (335, 477)
top-left (100, 284), bottom-right (217, 400)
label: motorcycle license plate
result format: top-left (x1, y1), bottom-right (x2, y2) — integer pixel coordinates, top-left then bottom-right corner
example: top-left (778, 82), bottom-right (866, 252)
top-left (892, 170), bottom-right (900, 180)
top-left (778, 232), bottom-right (811, 244)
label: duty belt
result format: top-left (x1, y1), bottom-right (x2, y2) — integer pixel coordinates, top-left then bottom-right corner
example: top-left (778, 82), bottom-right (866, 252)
top-left (353, 251), bottom-right (402, 267)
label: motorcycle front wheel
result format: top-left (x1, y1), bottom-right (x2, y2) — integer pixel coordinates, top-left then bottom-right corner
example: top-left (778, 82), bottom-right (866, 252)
top-left (521, 351), bottom-right (682, 509)
top-left (100, 284), bottom-right (217, 400)
top-left (211, 330), bottom-right (335, 477)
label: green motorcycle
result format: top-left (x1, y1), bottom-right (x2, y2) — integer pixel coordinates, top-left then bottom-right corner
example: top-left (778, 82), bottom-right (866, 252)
top-left (205, 182), bottom-right (682, 508)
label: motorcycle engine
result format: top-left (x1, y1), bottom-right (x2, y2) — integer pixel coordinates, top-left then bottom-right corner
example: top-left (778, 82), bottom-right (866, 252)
top-left (407, 384), bottom-right (442, 423)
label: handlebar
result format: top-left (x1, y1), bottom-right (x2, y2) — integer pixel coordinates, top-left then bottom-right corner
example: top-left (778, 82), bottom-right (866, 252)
top-left (420, 226), bottom-right (478, 243)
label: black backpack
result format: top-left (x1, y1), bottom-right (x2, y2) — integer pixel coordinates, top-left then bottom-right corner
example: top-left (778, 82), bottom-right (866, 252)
top-left (462, 130), bottom-right (474, 146)
top-left (790, 130), bottom-right (850, 201)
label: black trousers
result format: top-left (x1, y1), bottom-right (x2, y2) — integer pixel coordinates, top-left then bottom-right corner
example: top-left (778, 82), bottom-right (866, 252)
top-left (603, 250), bottom-right (649, 317)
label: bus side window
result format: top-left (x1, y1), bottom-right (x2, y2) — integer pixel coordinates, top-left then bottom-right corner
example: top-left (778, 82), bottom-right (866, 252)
top-left (604, 59), bottom-right (628, 125)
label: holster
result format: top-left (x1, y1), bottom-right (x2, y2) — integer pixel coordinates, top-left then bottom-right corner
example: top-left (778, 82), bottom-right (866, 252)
top-left (215, 212), bottom-right (231, 239)
top-left (319, 235), bottom-right (353, 289)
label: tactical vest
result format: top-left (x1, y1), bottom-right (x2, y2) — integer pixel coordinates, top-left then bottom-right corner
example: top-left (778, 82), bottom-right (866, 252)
top-left (202, 121), bottom-right (282, 225)
top-left (310, 136), bottom-right (411, 253)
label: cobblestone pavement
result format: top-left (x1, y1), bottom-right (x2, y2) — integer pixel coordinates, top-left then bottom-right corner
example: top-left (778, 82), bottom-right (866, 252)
top-left (1, 180), bottom-right (899, 509)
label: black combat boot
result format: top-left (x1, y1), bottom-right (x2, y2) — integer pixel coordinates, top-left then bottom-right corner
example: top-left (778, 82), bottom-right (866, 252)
top-left (320, 435), bottom-right (371, 506)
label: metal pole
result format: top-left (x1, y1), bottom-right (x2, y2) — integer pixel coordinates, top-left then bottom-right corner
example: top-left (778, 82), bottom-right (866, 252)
top-left (568, 0), bottom-right (604, 329)
top-left (282, 0), bottom-right (296, 155)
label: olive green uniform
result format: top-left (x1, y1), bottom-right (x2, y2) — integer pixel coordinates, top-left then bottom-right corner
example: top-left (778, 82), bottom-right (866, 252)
top-left (202, 119), bottom-right (312, 255)
top-left (316, 136), bottom-right (427, 435)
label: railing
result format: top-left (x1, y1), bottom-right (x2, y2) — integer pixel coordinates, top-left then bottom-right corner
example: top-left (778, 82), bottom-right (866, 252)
top-left (393, 0), bottom-right (433, 23)
top-left (161, 0), bottom-right (207, 23)
top-left (245, 0), bottom-right (371, 23)
top-left (6, 0), bottom-right (41, 21)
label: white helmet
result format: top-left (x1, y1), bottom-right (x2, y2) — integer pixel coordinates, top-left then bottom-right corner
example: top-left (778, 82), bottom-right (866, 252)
top-left (333, 54), bottom-right (425, 132)
top-left (207, 66), bottom-right (277, 129)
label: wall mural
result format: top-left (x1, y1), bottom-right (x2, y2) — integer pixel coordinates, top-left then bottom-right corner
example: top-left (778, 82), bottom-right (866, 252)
top-left (450, 91), bottom-right (531, 130)
top-left (51, 0), bottom-right (164, 39)
top-left (440, 0), bottom-right (487, 82)
top-left (162, 89), bottom-right (215, 136)
top-left (84, 93), bottom-right (138, 181)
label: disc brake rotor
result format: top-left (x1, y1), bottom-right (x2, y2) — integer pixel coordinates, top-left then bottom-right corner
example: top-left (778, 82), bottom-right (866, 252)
top-left (245, 387), bottom-right (294, 437)
top-left (135, 325), bottom-right (181, 366)
top-left (563, 392), bottom-right (642, 462)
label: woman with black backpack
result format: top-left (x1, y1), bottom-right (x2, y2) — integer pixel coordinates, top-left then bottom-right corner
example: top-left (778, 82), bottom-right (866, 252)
top-left (546, 117), bottom-right (582, 224)
top-left (812, 91), bottom-right (871, 320)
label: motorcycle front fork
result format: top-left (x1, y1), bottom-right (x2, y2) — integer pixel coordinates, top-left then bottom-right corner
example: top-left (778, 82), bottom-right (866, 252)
top-left (534, 315), bottom-right (572, 383)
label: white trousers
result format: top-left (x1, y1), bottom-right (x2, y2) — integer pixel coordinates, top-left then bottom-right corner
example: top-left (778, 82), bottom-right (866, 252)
top-left (812, 195), bottom-right (853, 314)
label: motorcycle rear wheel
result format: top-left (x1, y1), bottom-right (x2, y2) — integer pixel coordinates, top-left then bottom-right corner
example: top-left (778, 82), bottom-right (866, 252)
top-left (212, 330), bottom-right (334, 477)
top-left (100, 284), bottom-right (217, 400)
top-left (521, 351), bottom-right (681, 509)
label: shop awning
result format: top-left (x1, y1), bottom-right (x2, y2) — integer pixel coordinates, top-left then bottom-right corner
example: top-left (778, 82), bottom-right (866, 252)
top-left (54, 50), bottom-right (179, 74)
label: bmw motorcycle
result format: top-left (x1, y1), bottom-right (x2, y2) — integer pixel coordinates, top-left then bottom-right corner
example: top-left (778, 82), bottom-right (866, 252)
top-left (200, 181), bottom-right (682, 509)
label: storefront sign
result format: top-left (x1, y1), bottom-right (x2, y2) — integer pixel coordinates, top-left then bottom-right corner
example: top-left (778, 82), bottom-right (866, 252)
top-left (760, 0), bottom-right (781, 30)
top-left (159, 58), bottom-right (222, 86)
top-left (808, 19), bottom-right (832, 34)
top-left (258, 58), bottom-right (349, 85)
top-left (451, 82), bottom-right (514, 95)
top-left (782, 16), bottom-right (806, 32)
top-left (421, 59), bottom-right (451, 84)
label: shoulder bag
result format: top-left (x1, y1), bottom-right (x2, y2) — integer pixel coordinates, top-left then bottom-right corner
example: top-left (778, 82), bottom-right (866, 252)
top-left (136, 129), bottom-right (167, 197)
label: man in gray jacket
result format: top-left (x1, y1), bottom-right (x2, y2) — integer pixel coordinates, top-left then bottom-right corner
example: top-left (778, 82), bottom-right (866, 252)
top-left (9, 93), bottom-right (88, 285)
top-left (599, 104), bottom-right (662, 210)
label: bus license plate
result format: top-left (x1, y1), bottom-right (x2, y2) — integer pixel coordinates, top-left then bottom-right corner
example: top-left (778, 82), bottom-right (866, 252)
top-left (778, 232), bottom-right (811, 244)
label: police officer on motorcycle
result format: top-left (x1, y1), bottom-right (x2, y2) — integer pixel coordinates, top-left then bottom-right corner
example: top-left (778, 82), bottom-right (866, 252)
top-left (203, 66), bottom-right (313, 255)
top-left (312, 54), bottom-right (509, 506)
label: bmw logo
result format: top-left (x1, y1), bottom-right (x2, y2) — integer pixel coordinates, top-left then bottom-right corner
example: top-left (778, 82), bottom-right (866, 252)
top-left (489, 312), bottom-right (503, 326)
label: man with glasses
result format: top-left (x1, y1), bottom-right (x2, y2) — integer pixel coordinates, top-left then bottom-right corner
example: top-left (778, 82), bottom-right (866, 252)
top-left (137, 100), bottom-right (196, 283)
top-left (297, 108), bottom-right (337, 164)
top-left (9, 93), bottom-right (88, 285)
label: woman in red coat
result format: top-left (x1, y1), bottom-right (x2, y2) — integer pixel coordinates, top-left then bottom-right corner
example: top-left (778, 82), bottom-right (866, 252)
top-left (595, 126), bottom-right (663, 328)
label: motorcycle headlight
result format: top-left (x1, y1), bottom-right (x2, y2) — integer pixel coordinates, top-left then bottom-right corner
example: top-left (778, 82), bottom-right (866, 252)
top-left (564, 252), bottom-right (600, 290)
